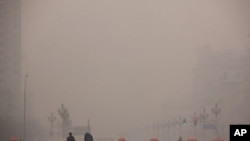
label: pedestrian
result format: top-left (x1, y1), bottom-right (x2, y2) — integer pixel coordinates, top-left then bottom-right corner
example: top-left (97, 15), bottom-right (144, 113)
top-left (178, 136), bottom-right (183, 141)
top-left (67, 132), bottom-right (76, 141)
top-left (84, 132), bottom-right (93, 141)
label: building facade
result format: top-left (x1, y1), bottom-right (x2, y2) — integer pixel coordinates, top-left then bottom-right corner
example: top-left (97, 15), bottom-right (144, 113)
top-left (193, 46), bottom-right (250, 140)
top-left (0, 0), bottom-right (22, 140)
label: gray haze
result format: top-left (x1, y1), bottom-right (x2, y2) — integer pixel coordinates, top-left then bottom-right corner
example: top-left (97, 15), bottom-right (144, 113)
top-left (20, 0), bottom-right (250, 139)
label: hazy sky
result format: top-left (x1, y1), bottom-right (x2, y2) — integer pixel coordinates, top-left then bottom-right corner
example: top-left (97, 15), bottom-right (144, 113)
top-left (21, 0), bottom-right (250, 138)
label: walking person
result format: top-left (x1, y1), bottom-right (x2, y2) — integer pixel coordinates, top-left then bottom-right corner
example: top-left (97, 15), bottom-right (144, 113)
top-left (84, 132), bottom-right (93, 141)
top-left (178, 136), bottom-right (183, 141)
top-left (67, 132), bottom-right (76, 141)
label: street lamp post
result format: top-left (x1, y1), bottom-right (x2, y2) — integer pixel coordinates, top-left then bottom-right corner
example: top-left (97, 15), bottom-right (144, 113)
top-left (58, 104), bottom-right (71, 137)
top-left (179, 117), bottom-right (182, 137)
top-left (200, 108), bottom-right (209, 123)
top-left (192, 112), bottom-right (198, 137)
top-left (200, 107), bottom-right (209, 140)
top-left (23, 74), bottom-right (29, 141)
top-left (212, 103), bottom-right (221, 118)
top-left (48, 112), bottom-right (56, 136)
top-left (212, 103), bottom-right (221, 138)
top-left (167, 121), bottom-right (171, 141)
top-left (87, 119), bottom-right (90, 133)
top-left (172, 118), bottom-right (178, 140)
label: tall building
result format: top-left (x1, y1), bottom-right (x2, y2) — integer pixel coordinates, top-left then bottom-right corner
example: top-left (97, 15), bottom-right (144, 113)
top-left (0, 0), bottom-right (22, 140)
top-left (193, 46), bottom-right (250, 140)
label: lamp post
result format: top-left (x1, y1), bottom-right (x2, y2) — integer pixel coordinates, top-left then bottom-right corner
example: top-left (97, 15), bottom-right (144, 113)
top-left (58, 104), bottom-right (71, 137)
top-left (192, 111), bottom-right (198, 137)
top-left (179, 117), bottom-right (182, 137)
top-left (166, 121), bottom-right (170, 141)
top-left (87, 119), bottom-right (90, 133)
top-left (212, 103), bottom-right (221, 118)
top-left (200, 107), bottom-right (209, 123)
top-left (200, 107), bottom-right (209, 140)
top-left (23, 74), bottom-right (29, 141)
top-left (48, 112), bottom-right (56, 136)
top-left (172, 118), bottom-right (178, 140)
top-left (212, 103), bottom-right (221, 138)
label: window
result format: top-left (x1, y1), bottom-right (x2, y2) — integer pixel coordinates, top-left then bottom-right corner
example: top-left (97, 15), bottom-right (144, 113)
top-left (221, 70), bottom-right (242, 83)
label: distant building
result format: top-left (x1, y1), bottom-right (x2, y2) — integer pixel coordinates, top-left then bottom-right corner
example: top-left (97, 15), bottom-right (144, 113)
top-left (193, 45), bottom-right (250, 137)
top-left (0, 0), bottom-right (22, 140)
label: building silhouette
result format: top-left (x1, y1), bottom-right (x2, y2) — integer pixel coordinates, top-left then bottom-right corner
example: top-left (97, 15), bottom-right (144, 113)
top-left (193, 45), bottom-right (250, 140)
top-left (0, 0), bottom-right (22, 140)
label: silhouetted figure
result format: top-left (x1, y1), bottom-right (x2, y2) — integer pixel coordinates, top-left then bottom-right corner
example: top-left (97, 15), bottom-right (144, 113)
top-left (178, 136), bottom-right (183, 141)
top-left (67, 132), bottom-right (76, 141)
top-left (84, 132), bottom-right (93, 141)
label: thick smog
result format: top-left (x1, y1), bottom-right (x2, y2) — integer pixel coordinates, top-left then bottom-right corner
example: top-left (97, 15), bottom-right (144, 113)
top-left (1, 1), bottom-right (250, 141)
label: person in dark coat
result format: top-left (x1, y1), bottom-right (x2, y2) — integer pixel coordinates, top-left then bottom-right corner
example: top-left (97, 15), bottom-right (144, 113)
top-left (67, 132), bottom-right (76, 141)
top-left (178, 136), bottom-right (183, 141)
top-left (84, 132), bottom-right (93, 141)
